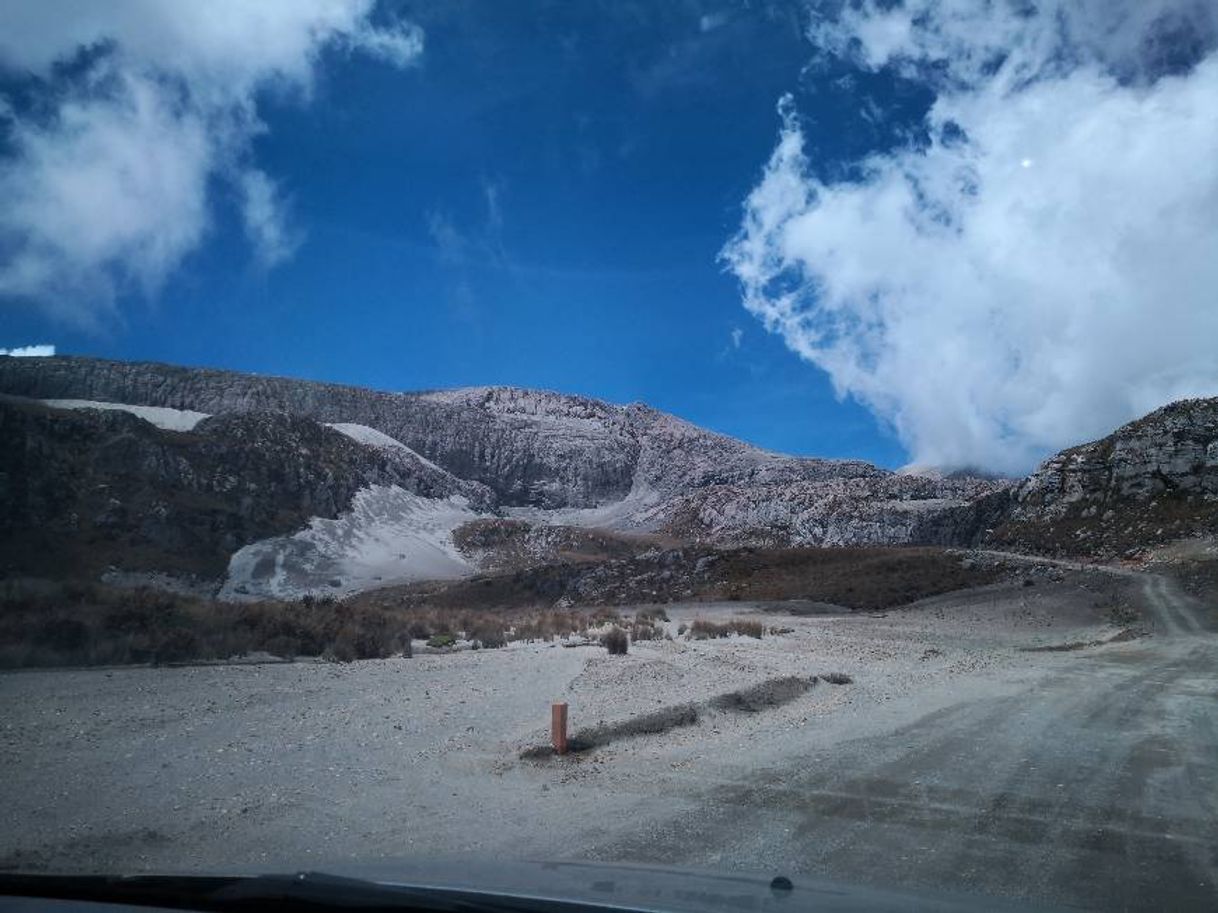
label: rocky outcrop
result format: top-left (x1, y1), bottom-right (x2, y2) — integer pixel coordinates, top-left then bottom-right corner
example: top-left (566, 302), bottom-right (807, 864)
top-left (988, 398), bottom-right (1218, 557)
top-left (0, 357), bottom-right (1016, 590)
top-left (642, 474), bottom-right (1010, 548)
top-left (6, 354), bottom-right (1212, 588)
top-left (0, 397), bottom-right (493, 581)
top-left (0, 357), bottom-right (883, 509)
top-left (452, 518), bottom-right (653, 571)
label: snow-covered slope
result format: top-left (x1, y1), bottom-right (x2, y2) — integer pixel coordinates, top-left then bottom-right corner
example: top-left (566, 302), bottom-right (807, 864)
top-left (41, 398), bottom-right (209, 431)
top-left (220, 487), bottom-right (482, 601)
top-left (324, 422), bottom-right (446, 472)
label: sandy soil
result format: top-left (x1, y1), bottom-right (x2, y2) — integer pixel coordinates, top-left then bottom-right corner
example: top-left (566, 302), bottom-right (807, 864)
top-left (2, 568), bottom-right (1214, 910)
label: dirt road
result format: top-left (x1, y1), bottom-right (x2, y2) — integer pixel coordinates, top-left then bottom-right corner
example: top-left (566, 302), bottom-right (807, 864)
top-left (2, 570), bottom-right (1215, 910)
top-left (590, 574), bottom-right (1217, 910)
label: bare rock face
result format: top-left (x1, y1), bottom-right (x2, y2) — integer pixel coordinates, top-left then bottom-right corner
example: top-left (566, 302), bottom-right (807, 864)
top-left (0, 397), bottom-right (493, 581)
top-left (0, 359), bottom-right (644, 507)
top-left (0, 357), bottom-right (888, 509)
top-left (988, 398), bottom-right (1218, 557)
top-left (642, 474), bottom-right (1010, 548)
top-left (6, 354), bottom-right (1212, 584)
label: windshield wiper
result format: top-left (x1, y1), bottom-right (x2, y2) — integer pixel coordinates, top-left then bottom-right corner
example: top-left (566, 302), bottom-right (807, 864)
top-left (0, 870), bottom-right (632, 913)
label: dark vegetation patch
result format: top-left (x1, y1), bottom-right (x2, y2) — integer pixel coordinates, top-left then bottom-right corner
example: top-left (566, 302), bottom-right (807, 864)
top-left (820, 672), bottom-right (853, 685)
top-left (628, 619), bottom-right (660, 641)
top-left (988, 493), bottom-right (1218, 561)
top-left (1021, 640), bottom-right (1091, 653)
top-left (1020, 628), bottom-right (1144, 653)
top-left (358, 546), bottom-right (1000, 615)
top-left (523, 676), bottom-right (821, 758)
top-left (522, 704), bottom-right (701, 759)
top-left (600, 626), bottom-right (629, 655)
top-left (687, 618), bottom-right (765, 639)
top-left (780, 601), bottom-right (852, 616)
top-left (692, 547), bottom-right (1000, 609)
top-left (0, 582), bottom-right (670, 669)
top-left (636, 606), bottom-right (669, 622)
top-left (0, 582), bottom-right (412, 669)
top-left (453, 519), bottom-right (666, 571)
top-left (708, 676), bottom-right (814, 713)
top-left (570, 704), bottom-right (700, 751)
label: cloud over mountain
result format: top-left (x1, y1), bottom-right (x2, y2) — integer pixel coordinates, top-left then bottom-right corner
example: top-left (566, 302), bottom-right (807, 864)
top-left (725, 0), bottom-right (1218, 474)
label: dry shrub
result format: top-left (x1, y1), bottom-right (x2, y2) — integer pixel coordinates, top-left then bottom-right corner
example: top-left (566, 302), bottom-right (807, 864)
top-left (0, 582), bottom-right (411, 668)
top-left (467, 622), bottom-right (507, 649)
top-left (688, 620), bottom-right (728, 640)
top-left (510, 609), bottom-right (585, 642)
top-left (687, 618), bottom-right (764, 640)
top-left (629, 619), bottom-right (659, 641)
top-left (323, 633), bottom-right (358, 663)
top-left (733, 620), bottom-right (765, 639)
top-left (1, 579), bottom-right (720, 668)
top-left (601, 626), bottom-right (629, 655)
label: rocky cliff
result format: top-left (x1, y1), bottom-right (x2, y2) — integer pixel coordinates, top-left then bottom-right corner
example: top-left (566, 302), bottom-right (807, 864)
top-left (0, 396), bottom-right (492, 581)
top-left (988, 398), bottom-right (1218, 557)
top-left (643, 474), bottom-right (1011, 548)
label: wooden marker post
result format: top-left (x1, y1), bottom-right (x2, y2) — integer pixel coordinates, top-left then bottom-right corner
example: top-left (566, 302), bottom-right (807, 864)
top-left (552, 702), bottom-right (569, 755)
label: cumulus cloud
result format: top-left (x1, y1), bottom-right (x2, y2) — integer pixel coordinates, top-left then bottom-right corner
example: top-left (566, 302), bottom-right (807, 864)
top-left (724, 0), bottom-right (1218, 474)
top-left (0, 1), bottom-right (422, 324)
top-left (0, 344), bottom-right (55, 357)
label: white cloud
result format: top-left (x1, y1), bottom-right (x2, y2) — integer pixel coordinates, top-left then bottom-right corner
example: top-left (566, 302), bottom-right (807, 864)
top-left (0, 1), bottom-right (422, 324)
top-left (730, 327), bottom-right (744, 349)
top-left (725, 0), bottom-right (1218, 474)
top-left (0, 344), bottom-right (56, 357)
top-left (239, 168), bottom-right (301, 268)
top-left (344, 18), bottom-right (425, 68)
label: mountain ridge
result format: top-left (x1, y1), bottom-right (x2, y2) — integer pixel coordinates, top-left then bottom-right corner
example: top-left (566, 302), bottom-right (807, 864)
top-left (1, 355), bottom-right (1214, 599)
top-left (0, 355), bottom-right (891, 509)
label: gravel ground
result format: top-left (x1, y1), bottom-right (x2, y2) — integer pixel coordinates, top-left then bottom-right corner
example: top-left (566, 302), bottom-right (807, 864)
top-left (3, 569), bottom-right (1212, 909)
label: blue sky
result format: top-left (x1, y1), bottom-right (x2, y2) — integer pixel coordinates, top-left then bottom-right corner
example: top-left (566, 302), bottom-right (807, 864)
top-left (0, 1), bottom-right (917, 466)
top-left (2, 1), bottom-right (1216, 474)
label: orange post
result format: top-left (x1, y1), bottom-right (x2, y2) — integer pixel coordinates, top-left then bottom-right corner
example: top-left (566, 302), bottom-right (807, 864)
top-left (551, 701), bottom-right (569, 755)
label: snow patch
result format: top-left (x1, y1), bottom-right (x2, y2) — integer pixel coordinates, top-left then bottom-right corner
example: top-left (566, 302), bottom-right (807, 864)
top-left (42, 398), bottom-right (209, 431)
top-left (324, 422), bottom-right (444, 471)
top-left (219, 486), bottom-right (482, 601)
